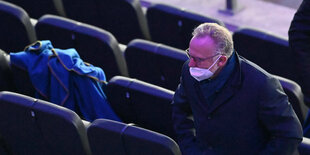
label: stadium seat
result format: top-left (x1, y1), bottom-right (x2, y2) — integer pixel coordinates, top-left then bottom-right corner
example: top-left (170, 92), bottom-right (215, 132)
top-left (35, 14), bottom-right (128, 80)
top-left (0, 49), bottom-right (15, 92)
top-left (106, 76), bottom-right (177, 140)
top-left (146, 3), bottom-right (224, 49)
top-left (0, 91), bottom-right (91, 155)
top-left (4, 0), bottom-right (62, 19)
top-left (10, 61), bottom-right (36, 97)
top-left (274, 75), bottom-right (308, 125)
top-left (0, 1), bottom-right (36, 52)
top-left (0, 48), bottom-right (34, 97)
top-left (233, 27), bottom-right (298, 83)
top-left (60, 0), bottom-right (150, 44)
top-left (125, 39), bottom-right (188, 91)
top-left (87, 118), bottom-right (181, 155)
top-left (0, 47), bottom-right (35, 97)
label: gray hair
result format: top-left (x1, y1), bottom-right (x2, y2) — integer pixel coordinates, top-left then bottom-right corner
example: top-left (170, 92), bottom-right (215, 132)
top-left (192, 23), bottom-right (233, 57)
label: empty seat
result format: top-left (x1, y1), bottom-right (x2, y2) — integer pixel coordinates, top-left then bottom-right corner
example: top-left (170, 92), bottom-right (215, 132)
top-left (35, 14), bottom-right (128, 80)
top-left (146, 3), bottom-right (225, 49)
top-left (4, 0), bottom-right (62, 19)
top-left (0, 1), bottom-right (36, 52)
top-left (233, 27), bottom-right (298, 83)
top-left (87, 118), bottom-right (181, 155)
top-left (274, 75), bottom-right (308, 125)
top-left (0, 91), bottom-right (91, 155)
top-left (106, 76), bottom-right (177, 140)
top-left (60, 0), bottom-right (150, 44)
top-left (125, 39), bottom-right (188, 91)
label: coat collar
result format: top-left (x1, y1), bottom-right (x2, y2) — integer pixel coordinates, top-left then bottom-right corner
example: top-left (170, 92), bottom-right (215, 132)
top-left (206, 51), bottom-right (243, 113)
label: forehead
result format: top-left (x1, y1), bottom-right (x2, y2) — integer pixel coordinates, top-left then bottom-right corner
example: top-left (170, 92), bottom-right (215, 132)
top-left (189, 35), bottom-right (216, 55)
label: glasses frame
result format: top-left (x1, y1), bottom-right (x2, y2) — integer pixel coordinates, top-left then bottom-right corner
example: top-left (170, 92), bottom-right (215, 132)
top-left (185, 48), bottom-right (221, 64)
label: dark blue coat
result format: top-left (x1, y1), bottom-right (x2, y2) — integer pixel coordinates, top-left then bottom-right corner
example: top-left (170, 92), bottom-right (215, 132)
top-left (172, 52), bottom-right (303, 155)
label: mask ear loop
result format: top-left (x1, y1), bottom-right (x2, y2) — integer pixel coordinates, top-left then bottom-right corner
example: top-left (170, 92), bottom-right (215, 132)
top-left (207, 55), bottom-right (222, 70)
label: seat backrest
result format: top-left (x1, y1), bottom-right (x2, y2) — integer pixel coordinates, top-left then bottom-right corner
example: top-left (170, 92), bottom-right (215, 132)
top-left (0, 1), bottom-right (36, 52)
top-left (274, 75), bottom-right (308, 125)
top-left (4, 0), bottom-right (62, 19)
top-left (0, 91), bottom-right (91, 155)
top-left (299, 137), bottom-right (310, 155)
top-left (0, 49), bottom-right (34, 97)
top-left (87, 119), bottom-right (181, 155)
top-left (146, 3), bottom-right (224, 49)
top-left (60, 0), bottom-right (150, 44)
top-left (106, 76), bottom-right (177, 140)
top-left (35, 14), bottom-right (128, 79)
top-left (0, 49), bottom-right (15, 92)
top-left (233, 27), bottom-right (298, 83)
top-left (10, 59), bottom-right (36, 97)
top-left (125, 39), bottom-right (188, 91)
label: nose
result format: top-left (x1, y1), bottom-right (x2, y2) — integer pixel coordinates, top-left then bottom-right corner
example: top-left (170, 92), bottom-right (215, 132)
top-left (188, 58), bottom-right (196, 67)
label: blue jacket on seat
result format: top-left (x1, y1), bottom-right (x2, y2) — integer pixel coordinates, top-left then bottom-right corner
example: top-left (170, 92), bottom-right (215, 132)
top-left (10, 40), bottom-right (121, 122)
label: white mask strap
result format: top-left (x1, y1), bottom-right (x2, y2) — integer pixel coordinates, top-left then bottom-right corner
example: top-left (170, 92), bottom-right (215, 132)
top-left (207, 55), bottom-right (222, 70)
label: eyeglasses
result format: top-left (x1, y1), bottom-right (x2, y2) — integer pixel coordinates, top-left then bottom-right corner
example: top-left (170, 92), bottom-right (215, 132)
top-left (185, 48), bottom-right (221, 64)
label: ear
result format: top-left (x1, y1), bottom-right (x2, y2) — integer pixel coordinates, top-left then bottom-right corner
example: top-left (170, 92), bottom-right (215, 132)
top-left (218, 55), bottom-right (228, 67)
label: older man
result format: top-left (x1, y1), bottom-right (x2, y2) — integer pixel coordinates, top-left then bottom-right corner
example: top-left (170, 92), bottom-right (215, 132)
top-left (172, 23), bottom-right (303, 155)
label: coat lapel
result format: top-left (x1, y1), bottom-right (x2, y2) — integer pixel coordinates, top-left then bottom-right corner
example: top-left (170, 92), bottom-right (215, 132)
top-left (206, 84), bottom-right (236, 114)
top-left (206, 52), bottom-right (243, 114)
top-left (193, 81), bottom-right (210, 112)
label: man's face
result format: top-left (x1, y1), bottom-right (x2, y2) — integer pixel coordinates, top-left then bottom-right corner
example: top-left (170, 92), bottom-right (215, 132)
top-left (187, 35), bottom-right (220, 73)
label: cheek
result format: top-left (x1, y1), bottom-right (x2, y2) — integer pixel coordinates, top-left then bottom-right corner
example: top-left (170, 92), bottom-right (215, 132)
top-left (188, 59), bottom-right (196, 67)
top-left (210, 65), bottom-right (219, 73)
top-left (209, 62), bottom-right (220, 72)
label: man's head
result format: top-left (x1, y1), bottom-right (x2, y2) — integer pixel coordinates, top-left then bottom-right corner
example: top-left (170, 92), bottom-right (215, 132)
top-left (187, 23), bottom-right (233, 80)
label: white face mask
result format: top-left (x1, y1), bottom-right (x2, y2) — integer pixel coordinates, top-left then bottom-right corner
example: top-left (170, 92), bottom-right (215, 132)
top-left (189, 56), bottom-right (221, 81)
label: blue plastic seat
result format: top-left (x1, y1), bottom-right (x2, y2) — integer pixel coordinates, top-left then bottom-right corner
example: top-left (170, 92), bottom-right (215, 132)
top-left (35, 15), bottom-right (128, 80)
top-left (87, 118), bottom-right (181, 155)
top-left (106, 76), bottom-right (177, 140)
top-left (60, 0), bottom-right (150, 44)
top-left (0, 91), bottom-right (91, 155)
top-left (0, 1), bottom-right (36, 52)
top-left (147, 3), bottom-right (224, 49)
top-left (125, 39), bottom-right (188, 91)
top-left (233, 27), bottom-right (297, 83)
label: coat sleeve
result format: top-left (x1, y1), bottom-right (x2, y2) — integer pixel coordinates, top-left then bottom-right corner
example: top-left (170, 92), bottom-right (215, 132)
top-left (172, 76), bottom-right (208, 155)
top-left (288, 0), bottom-right (310, 105)
top-left (258, 76), bottom-right (303, 155)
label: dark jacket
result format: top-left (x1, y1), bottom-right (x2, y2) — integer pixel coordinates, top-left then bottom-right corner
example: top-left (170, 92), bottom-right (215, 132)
top-left (289, 0), bottom-right (310, 138)
top-left (289, 0), bottom-right (310, 105)
top-left (172, 52), bottom-right (303, 155)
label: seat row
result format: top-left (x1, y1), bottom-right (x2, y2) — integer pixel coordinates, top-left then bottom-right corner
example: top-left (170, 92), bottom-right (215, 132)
top-left (1, 0), bottom-right (309, 154)
top-left (1, 41), bottom-right (308, 138)
top-left (0, 0), bottom-right (223, 49)
top-left (1, 75), bottom-right (310, 154)
top-left (0, 90), bottom-right (181, 155)
top-left (0, 0), bottom-right (299, 90)
top-left (0, 15), bottom-right (308, 127)
top-left (0, 0), bottom-right (300, 96)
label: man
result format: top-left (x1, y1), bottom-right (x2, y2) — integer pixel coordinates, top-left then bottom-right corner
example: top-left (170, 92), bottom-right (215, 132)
top-left (289, 0), bottom-right (310, 138)
top-left (172, 23), bottom-right (303, 155)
